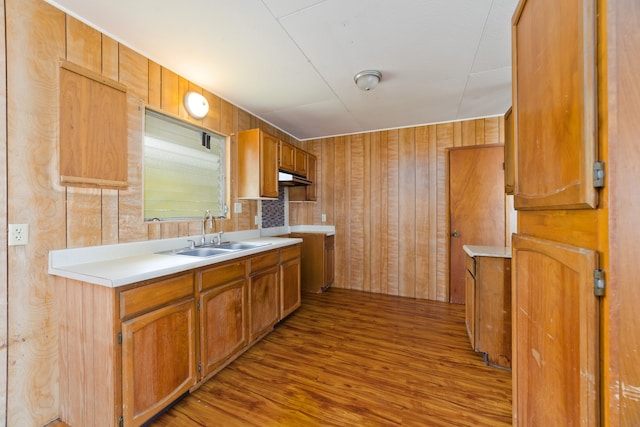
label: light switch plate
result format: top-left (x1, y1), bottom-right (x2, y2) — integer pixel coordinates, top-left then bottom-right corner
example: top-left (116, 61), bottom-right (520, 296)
top-left (321, 214), bottom-right (326, 222)
top-left (8, 224), bottom-right (29, 246)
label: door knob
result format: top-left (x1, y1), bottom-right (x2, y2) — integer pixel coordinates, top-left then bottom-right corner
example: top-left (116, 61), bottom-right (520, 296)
top-left (451, 231), bottom-right (460, 237)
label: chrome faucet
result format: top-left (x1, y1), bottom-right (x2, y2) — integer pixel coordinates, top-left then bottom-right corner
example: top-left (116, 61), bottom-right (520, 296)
top-left (202, 210), bottom-right (212, 246)
top-left (213, 215), bottom-right (225, 245)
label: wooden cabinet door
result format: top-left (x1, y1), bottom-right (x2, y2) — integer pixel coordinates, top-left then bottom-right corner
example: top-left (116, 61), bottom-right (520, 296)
top-left (122, 299), bottom-right (196, 426)
top-left (449, 146), bottom-right (505, 304)
top-left (324, 234), bottom-right (335, 288)
top-left (279, 141), bottom-right (295, 173)
top-left (260, 133), bottom-right (279, 198)
top-left (249, 266), bottom-right (279, 342)
top-left (512, 0), bottom-right (597, 209)
top-left (294, 148), bottom-right (307, 177)
top-left (465, 266), bottom-right (476, 350)
top-left (200, 279), bottom-right (247, 377)
top-left (504, 107), bottom-right (514, 195)
top-left (512, 234), bottom-right (599, 426)
top-left (280, 254), bottom-right (301, 319)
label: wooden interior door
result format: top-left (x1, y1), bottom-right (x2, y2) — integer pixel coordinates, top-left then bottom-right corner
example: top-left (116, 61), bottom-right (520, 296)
top-left (449, 145), bottom-right (505, 304)
top-left (512, 234), bottom-right (599, 426)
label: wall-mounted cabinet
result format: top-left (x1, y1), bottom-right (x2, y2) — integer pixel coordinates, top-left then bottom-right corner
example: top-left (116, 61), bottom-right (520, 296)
top-left (289, 154), bottom-right (317, 202)
top-left (237, 129), bottom-right (279, 199)
top-left (279, 140), bottom-right (296, 173)
top-left (59, 61), bottom-right (128, 188)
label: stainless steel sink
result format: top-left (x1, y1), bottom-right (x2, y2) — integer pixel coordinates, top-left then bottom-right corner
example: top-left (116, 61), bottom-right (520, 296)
top-left (215, 242), bottom-right (269, 250)
top-left (157, 241), bottom-right (271, 258)
top-left (174, 247), bottom-right (233, 257)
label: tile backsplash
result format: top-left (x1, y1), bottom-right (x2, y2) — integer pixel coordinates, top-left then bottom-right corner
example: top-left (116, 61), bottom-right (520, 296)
top-left (262, 186), bottom-right (285, 228)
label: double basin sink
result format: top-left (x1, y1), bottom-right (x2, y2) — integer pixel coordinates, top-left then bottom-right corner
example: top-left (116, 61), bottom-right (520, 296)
top-left (158, 241), bottom-right (271, 258)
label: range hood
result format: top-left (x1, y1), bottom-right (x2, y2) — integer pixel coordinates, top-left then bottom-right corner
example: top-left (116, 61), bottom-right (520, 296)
top-left (278, 172), bottom-right (312, 186)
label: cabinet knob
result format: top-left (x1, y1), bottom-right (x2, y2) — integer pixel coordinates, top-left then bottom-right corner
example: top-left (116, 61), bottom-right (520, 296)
top-left (451, 231), bottom-right (460, 238)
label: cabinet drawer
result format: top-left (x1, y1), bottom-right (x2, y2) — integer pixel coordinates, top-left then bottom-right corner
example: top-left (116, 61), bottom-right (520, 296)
top-left (281, 244), bottom-right (301, 262)
top-left (200, 260), bottom-right (246, 291)
top-left (250, 250), bottom-right (280, 274)
top-left (466, 255), bottom-right (476, 278)
top-left (120, 273), bottom-right (194, 319)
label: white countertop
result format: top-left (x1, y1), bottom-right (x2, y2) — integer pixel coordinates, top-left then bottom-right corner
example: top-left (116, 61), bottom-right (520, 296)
top-left (463, 245), bottom-right (512, 259)
top-left (49, 232), bottom-right (301, 288)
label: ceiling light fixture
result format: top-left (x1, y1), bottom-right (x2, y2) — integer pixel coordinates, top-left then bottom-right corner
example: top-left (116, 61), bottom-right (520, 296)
top-left (354, 70), bottom-right (382, 91)
top-left (184, 91), bottom-right (209, 119)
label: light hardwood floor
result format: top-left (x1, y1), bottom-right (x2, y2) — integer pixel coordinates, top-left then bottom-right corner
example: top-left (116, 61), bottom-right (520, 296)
top-left (149, 288), bottom-right (512, 426)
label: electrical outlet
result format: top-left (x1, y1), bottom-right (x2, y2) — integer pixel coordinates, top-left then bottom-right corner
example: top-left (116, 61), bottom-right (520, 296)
top-left (234, 202), bottom-right (243, 214)
top-left (8, 224), bottom-right (29, 246)
top-left (321, 213), bottom-right (327, 223)
top-left (254, 215), bottom-right (259, 225)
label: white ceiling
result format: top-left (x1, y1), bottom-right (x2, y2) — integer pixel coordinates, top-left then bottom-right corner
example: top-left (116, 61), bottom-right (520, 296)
top-left (45, 0), bottom-right (518, 140)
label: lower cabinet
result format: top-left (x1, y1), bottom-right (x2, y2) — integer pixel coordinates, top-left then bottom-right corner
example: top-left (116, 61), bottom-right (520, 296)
top-left (464, 251), bottom-right (512, 368)
top-left (199, 260), bottom-right (247, 379)
top-left (58, 244), bottom-right (301, 427)
top-left (248, 251), bottom-right (280, 342)
top-left (289, 232), bottom-right (335, 293)
top-left (280, 244), bottom-right (301, 318)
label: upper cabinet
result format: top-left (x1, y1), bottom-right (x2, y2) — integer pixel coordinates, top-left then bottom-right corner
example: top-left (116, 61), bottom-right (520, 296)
top-left (279, 140), bottom-right (308, 177)
top-left (237, 129), bottom-right (279, 199)
top-left (279, 140), bottom-right (296, 173)
top-left (512, 0), bottom-right (598, 210)
top-left (59, 61), bottom-right (128, 188)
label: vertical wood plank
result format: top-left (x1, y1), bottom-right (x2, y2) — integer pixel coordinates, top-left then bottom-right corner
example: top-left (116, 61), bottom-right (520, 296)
top-left (148, 60), bottom-right (161, 109)
top-left (118, 45), bottom-right (148, 242)
top-left (64, 17), bottom-right (103, 248)
top-left (65, 16), bottom-right (101, 73)
top-left (203, 90), bottom-right (222, 133)
top-left (362, 133), bottom-right (371, 292)
top-left (415, 126), bottom-right (430, 299)
top-left (475, 119), bottom-right (485, 145)
top-left (333, 136), bottom-right (348, 289)
top-left (220, 99), bottom-right (234, 136)
top-left (436, 124), bottom-right (454, 301)
top-left (101, 35), bottom-right (120, 245)
top-left (0, 3), bottom-right (7, 422)
top-left (398, 128), bottom-right (416, 297)
top-left (386, 129), bottom-right (400, 296)
top-left (349, 134), bottom-right (364, 290)
top-left (462, 120), bottom-right (476, 146)
top-left (484, 117), bottom-right (500, 145)
top-left (101, 34), bottom-right (119, 81)
top-left (428, 125), bottom-right (439, 300)
top-left (369, 132), bottom-right (382, 294)
top-left (160, 67), bottom-right (179, 115)
top-left (322, 137), bottom-right (336, 228)
top-left (5, 0), bottom-right (66, 424)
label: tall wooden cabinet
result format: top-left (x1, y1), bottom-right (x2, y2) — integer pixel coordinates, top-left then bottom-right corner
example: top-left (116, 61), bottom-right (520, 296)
top-left (511, 0), bottom-right (603, 425)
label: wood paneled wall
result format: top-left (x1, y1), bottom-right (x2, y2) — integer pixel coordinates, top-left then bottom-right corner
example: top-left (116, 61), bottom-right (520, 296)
top-left (290, 118), bottom-right (505, 302)
top-left (2, 0), bottom-right (297, 424)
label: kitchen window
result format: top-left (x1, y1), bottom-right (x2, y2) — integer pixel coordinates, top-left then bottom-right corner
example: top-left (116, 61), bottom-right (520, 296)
top-left (143, 109), bottom-right (228, 221)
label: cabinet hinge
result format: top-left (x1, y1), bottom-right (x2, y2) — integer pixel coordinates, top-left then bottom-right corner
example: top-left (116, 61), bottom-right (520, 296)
top-left (594, 269), bottom-right (606, 297)
top-left (198, 362), bottom-right (202, 373)
top-left (118, 332), bottom-right (122, 344)
top-left (119, 416), bottom-right (123, 427)
top-left (593, 161), bottom-right (605, 188)
top-left (197, 301), bottom-right (200, 311)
